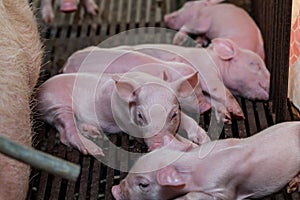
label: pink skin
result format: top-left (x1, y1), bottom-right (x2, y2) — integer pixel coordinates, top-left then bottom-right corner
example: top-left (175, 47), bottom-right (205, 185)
top-left (164, 0), bottom-right (224, 30)
top-left (35, 72), bottom-right (210, 155)
top-left (60, 0), bottom-right (78, 12)
top-left (62, 47), bottom-right (211, 115)
top-left (112, 122), bottom-right (300, 200)
top-left (41, 0), bottom-right (98, 24)
top-left (165, 2), bottom-right (265, 60)
top-left (114, 38), bottom-right (270, 122)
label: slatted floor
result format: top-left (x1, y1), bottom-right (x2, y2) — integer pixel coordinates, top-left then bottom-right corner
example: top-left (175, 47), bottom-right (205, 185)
top-left (27, 0), bottom-right (300, 199)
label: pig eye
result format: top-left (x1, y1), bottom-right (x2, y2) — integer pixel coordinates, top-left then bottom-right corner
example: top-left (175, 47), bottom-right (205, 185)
top-left (138, 183), bottom-right (149, 191)
top-left (171, 112), bottom-right (178, 120)
top-left (137, 112), bottom-right (144, 121)
top-left (136, 110), bottom-right (147, 126)
top-left (250, 61), bottom-right (261, 70)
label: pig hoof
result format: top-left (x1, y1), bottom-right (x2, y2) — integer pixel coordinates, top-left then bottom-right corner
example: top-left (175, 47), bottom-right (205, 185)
top-left (214, 109), bottom-right (231, 124)
top-left (79, 134), bottom-right (105, 156)
top-left (195, 36), bottom-right (209, 47)
top-left (173, 31), bottom-right (188, 45)
top-left (80, 123), bottom-right (102, 139)
top-left (59, 128), bottom-right (104, 156)
top-left (287, 173), bottom-right (300, 193)
top-left (188, 128), bottom-right (209, 145)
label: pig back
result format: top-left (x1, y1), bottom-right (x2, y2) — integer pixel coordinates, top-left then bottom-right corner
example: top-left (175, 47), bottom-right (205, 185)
top-left (204, 4), bottom-right (263, 57)
top-left (0, 0), bottom-right (42, 199)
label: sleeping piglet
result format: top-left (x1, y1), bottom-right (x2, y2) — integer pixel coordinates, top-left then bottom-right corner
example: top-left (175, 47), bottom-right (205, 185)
top-left (112, 121), bottom-right (300, 200)
top-left (35, 71), bottom-right (210, 155)
top-left (164, 2), bottom-right (265, 60)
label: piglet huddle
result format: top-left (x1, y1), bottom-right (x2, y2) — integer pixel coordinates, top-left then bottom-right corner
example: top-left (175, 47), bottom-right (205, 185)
top-left (35, 0), bottom-right (300, 200)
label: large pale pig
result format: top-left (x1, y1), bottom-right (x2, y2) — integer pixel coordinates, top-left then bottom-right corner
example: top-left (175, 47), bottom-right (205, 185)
top-left (35, 71), bottom-right (210, 155)
top-left (112, 121), bottom-right (300, 200)
top-left (164, 2), bottom-right (265, 60)
top-left (0, 0), bottom-right (42, 199)
top-left (41, 0), bottom-right (98, 24)
top-left (62, 47), bottom-right (211, 115)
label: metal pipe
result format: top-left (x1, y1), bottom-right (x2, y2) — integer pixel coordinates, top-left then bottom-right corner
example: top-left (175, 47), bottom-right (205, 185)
top-left (0, 135), bottom-right (80, 181)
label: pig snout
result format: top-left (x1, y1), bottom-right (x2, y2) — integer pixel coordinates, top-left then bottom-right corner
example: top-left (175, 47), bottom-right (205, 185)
top-left (137, 104), bottom-right (180, 151)
top-left (261, 71), bottom-right (270, 97)
top-left (163, 14), bottom-right (172, 27)
top-left (164, 13), bottom-right (181, 30)
top-left (258, 81), bottom-right (269, 100)
top-left (145, 134), bottom-right (168, 151)
top-left (60, 0), bottom-right (78, 13)
top-left (249, 71), bottom-right (270, 101)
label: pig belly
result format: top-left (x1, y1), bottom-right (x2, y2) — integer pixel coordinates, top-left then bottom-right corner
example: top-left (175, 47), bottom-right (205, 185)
top-left (0, 0), bottom-right (42, 200)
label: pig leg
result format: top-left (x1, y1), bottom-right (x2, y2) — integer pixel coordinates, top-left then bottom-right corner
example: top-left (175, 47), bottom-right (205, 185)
top-left (179, 112), bottom-right (210, 144)
top-left (204, 92), bottom-right (231, 123)
top-left (173, 16), bottom-right (212, 46)
top-left (60, 0), bottom-right (78, 13)
top-left (203, 87), bottom-right (244, 122)
top-left (287, 173), bottom-right (300, 193)
top-left (81, 0), bottom-right (98, 15)
top-left (174, 192), bottom-right (217, 200)
top-left (54, 109), bottom-right (104, 156)
top-left (224, 90), bottom-right (245, 119)
top-left (41, 0), bottom-right (55, 24)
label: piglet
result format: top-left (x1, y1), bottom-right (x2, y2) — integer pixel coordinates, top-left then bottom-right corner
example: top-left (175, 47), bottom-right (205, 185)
top-left (41, 0), bottom-right (98, 24)
top-left (0, 0), bottom-right (42, 199)
top-left (35, 71), bottom-right (210, 155)
top-left (112, 121), bottom-right (300, 200)
top-left (62, 47), bottom-right (211, 115)
top-left (164, 2), bottom-right (265, 60)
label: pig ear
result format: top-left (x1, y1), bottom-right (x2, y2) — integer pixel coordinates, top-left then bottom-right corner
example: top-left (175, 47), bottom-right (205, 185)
top-left (156, 165), bottom-right (185, 187)
top-left (171, 72), bottom-right (198, 98)
top-left (112, 75), bottom-right (139, 102)
top-left (212, 38), bottom-right (238, 60)
top-left (111, 185), bottom-right (122, 200)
